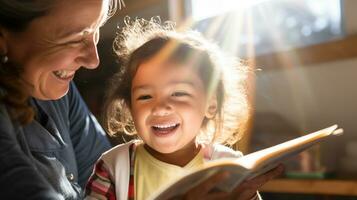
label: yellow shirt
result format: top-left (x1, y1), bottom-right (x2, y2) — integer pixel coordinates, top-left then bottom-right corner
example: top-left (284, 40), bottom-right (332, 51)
top-left (134, 145), bottom-right (204, 200)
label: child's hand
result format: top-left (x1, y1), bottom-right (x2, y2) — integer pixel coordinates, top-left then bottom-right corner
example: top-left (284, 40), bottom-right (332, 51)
top-left (180, 164), bottom-right (284, 200)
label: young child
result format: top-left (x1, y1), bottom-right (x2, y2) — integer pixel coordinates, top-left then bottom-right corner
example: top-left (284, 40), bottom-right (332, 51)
top-left (85, 18), bottom-right (259, 200)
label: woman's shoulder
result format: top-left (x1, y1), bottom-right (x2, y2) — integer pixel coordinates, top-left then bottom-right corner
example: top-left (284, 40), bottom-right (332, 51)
top-left (0, 103), bottom-right (9, 119)
top-left (0, 103), bottom-right (19, 132)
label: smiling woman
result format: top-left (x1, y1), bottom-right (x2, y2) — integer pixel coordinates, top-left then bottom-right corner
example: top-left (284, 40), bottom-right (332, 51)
top-left (0, 0), bottom-right (123, 199)
top-left (3, 0), bottom-right (108, 100)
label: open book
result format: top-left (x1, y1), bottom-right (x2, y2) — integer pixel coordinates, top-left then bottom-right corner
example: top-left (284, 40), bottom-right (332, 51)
top-left (149, 125), bottom-right (343, 200)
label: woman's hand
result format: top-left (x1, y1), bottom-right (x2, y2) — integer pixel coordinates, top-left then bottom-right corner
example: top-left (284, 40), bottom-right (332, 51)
top-left (182, 164), bottom-right (284, 200)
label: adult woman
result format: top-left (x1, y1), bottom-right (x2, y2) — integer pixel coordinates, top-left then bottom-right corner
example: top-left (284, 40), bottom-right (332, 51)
top-left (0, 0), bottom-right (119, 199)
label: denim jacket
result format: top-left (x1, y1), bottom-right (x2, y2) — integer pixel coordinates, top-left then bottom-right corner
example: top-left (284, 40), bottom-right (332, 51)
top-left (0, 83), bottom-right (111, 199)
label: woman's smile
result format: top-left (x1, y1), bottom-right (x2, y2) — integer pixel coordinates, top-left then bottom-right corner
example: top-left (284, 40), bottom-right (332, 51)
top-left (53, 70), bottom-right (76, 80)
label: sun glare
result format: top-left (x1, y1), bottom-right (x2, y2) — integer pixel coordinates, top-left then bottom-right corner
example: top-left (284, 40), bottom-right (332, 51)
top-left (190, 0), bottom-right (342, 57)
top-left (191, 0), bottom-right (268, 21)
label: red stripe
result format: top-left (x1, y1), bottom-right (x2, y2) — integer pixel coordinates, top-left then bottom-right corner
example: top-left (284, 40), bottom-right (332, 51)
top-left (95, 160), bottom-right (111, 178)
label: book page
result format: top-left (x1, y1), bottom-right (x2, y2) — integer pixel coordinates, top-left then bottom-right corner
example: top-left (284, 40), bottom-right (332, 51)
top-left (237, 125), bottom-right (342, 178)
top-left (149, 162), bottom-right (249, 200)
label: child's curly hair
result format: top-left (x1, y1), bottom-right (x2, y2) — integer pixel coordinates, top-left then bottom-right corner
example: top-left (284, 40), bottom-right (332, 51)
top-left (104, 17), bottom-right (250, 145)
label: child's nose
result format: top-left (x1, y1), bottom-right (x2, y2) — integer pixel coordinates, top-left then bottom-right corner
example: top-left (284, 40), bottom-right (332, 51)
top-left (152, 100), bottom-right (173, 116)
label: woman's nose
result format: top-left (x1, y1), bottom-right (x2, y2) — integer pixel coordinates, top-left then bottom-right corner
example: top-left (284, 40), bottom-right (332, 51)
top-left (152, 99), bottom-right (173, 116)
top-left (76, 34), bottom-right (100, 69)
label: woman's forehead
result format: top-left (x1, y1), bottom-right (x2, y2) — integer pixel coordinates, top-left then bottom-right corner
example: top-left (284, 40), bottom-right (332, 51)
top-left (50, 0), bottom-right (108, 25)
top-left (40, 0), bottom-right (109, 38)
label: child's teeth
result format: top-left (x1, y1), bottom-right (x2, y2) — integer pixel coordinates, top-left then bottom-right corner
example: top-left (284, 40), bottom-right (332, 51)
top-left (154, 124), bottom-right (177, 129)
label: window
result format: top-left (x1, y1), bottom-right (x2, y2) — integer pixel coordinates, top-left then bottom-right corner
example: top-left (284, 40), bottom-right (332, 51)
top-left (187, 0), bottom-right (344, 57)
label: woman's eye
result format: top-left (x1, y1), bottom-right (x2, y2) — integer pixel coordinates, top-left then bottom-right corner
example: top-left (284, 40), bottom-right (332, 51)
top-left (65, 38), bottom-right (87, 46)
top-left (137, 95), bottom-right (152, 100)
top-left (172, 92), bottom-right (189, 97)
top-left (63, 40), bottom-right (82, 47)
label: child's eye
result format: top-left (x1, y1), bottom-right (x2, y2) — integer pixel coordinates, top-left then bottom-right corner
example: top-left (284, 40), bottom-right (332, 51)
top-left (172, 92), bottom-right (190, 97)
top-left (137, 95), bottom-right (152, 100)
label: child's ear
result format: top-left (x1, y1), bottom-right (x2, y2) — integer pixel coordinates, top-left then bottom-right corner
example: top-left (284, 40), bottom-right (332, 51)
top-left (205, 94), bottom-right (217, 119)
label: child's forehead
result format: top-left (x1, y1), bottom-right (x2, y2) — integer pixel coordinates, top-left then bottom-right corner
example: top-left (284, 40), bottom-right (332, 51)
top-left (134, 60), bottom-right (203, 84)
top-left (138, 58), bottom-right (200, 74)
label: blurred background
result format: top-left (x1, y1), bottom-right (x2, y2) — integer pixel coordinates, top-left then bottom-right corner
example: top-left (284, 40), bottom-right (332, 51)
top-left (74, 0), bottom-right (357, 199)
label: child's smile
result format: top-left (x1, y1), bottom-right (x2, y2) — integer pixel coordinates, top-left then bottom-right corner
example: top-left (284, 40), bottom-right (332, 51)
top-left (151, 123), bottom-right (180, 136)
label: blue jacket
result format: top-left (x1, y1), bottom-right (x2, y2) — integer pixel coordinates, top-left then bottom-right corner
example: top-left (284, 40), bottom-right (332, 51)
top-left (0, 83), bottom-right (111, 199)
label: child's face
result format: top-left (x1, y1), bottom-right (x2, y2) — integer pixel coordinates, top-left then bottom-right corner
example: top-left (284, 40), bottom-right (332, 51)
top-left (130, 59), bottom-right (215, 154)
